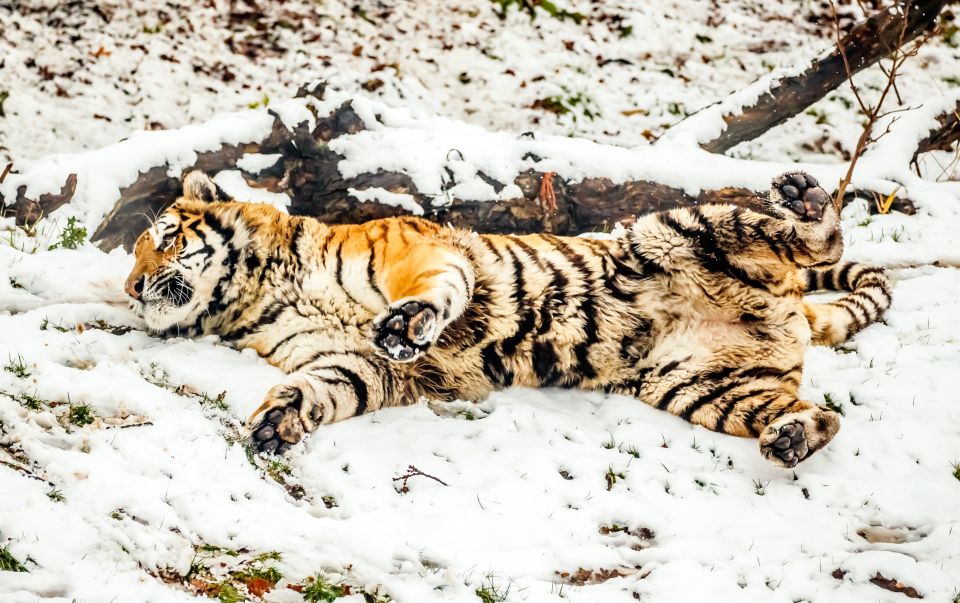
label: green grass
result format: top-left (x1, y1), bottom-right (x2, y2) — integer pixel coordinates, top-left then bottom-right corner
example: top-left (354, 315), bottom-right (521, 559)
top-left (48, 216), bottom-right (87, 251)
top-left (46, 489), bottom-right (65, 503)
top-left (247, 93), bottom-right (270, 109)
top-left (199, 391), bottom-right (229, 411)
top-left (475, 577), bottom-right (510, 603)
top-left (604, 466), bottom-right (626, 491)
top-left (68, 403), bottom-right (96, 427)
top-left (216, 581), bottom-right (244, 603)
top-left (301, 575), bottom-right (347, 602)
top-left (266, 459), bottom-right (291, 484)
top-left (0, 545), bottom-right (28, 572)
top-left (3, 391), bottom-right (48, 411)
top-left (822, 393), bottom-right (844, 415)
top-left (39, 317), bottom-right (70, 332)
top-left (491, 0), bottom-right (584, 23)
top-left (952, 462), bottom-right (960, 482)
top-left (753, 479), bottom-right (767, 496)
top-left (4, 355), bottom-right (30, 379)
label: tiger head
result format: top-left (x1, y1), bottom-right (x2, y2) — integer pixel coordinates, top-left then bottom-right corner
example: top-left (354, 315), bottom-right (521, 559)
top-left (125, 171), bottom-right (240, 333)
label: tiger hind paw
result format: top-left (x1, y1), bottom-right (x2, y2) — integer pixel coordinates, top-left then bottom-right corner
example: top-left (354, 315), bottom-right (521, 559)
top-left (373, 300), bottom-right (438, 362)
top-left (772, 172), bottom-right (831, 222)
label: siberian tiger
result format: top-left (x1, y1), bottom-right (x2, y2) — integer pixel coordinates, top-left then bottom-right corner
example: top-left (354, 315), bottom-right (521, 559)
top-left (125, 171), bottom-right (889, 468)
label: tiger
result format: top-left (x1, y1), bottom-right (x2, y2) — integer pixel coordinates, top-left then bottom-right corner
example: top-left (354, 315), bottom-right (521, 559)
top-left (124, 170), bottom-right (890, 468)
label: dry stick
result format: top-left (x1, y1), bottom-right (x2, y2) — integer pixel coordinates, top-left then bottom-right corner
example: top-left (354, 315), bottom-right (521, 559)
top-left (830, 0), bottom-right (931, 210)
top-left (392, 465), bottom-right (449, 493)
top-left (0, 162), bottom-right (11, 184)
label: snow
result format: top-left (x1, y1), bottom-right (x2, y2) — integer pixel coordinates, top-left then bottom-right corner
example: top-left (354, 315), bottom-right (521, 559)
top-left (2, 1), bottom-right (960, 602)
top-left (347, 188), bottom-right (423, 217)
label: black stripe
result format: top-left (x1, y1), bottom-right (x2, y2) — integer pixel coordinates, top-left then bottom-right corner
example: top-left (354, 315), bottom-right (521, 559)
top-left (667, 210), bottom-right (768, 290)
top-left (835, 296), bottom-right (872, 322)
top-left (609, 367), bottom-right (653, 397)
top-left (654, 365), bottom-right (739, 411)
top-left (831, 302), bottom-right (860, 325)
top-left (740, 395), bottom-right (776, 437)
top-left (501, 244), bottom-right (538, 356)
top-left (512, 238), bottom-right (568, 335)
top-left (224, 300), bottom-right (287, 341)
top-left (481, 342), bottom-right (513, 386)
top-left (680, 379), bottom-right (745, 421)
top-left (261, 329), bottom-right (314, 358)
top-left (452, 264), bottom-right (472, 298)
top-left (293, 349), bottom-right (368, 373)
top-left (657, 359), bottom-right (683, 376)
top-left (822, 267), bottom-right (837, 291)
top-left (541, 235), bottom-right (599, 380)
top-left (837, 263), bottom-right (855, 290)
top-left (532, 340), bottom-right (563, 386)
top-left (805, 269), bottom-right (819, 293)
top-left (715, 389), bottom-right (771, 433)
top-left (364, 233), bottom-right (387, 305)
top-left (327, 366), bottom-right (369, 415)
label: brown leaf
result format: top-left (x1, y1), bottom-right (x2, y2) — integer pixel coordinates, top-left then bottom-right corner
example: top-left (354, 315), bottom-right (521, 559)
top-left (245, 577), bottom-right (273, 598)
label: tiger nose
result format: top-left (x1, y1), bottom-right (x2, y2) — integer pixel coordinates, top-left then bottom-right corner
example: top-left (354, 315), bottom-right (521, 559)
top-left (125, 275), bottom-right (145, 300)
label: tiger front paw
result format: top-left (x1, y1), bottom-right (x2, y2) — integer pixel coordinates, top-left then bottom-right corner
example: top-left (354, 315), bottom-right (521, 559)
top-left (771, 172), bottom-right (831, 222)
top-left (248, 382), bottom-right (323, 454)
top-left (373, 299), bottom-right (438, 362)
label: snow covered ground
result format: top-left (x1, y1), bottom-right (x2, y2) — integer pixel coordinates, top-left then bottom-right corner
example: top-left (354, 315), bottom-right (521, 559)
top-left (1, 1), bottom-right (960, 602)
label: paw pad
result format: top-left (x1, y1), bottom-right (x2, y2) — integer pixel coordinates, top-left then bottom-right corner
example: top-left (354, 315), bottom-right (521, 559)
top-left (774, 172), bottom-right (830, 221)
top-left (250, 388), bottom-right (305, 454)
top-left (764, 421), bottom-right (809, 467)
top-left (375, 300), bottom-right (437, 362)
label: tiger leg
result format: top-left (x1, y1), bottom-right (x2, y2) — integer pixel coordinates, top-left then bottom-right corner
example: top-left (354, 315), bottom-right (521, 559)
top-left (247, 345), bottom-right (402, 454)
top-left (370, 234), bottom-right (475, 362)
top-left (619, 362), bottom-right (839, 468)
top-left (624, 172), bottom-right (842, 282)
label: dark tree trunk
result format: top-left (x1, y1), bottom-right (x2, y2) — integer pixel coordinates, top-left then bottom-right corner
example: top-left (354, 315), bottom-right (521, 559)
top-left (700, 0), bottom-right (947, 154)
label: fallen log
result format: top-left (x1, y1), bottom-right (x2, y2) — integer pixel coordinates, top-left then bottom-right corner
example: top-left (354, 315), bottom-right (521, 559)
top-left (913, 99), bottom-right (960, 160)
top-left (89, 95), bottom-right (767, 251)
top-left (5, 85), bottom-right (923, 253)
top-left (697, 0), bottom-right (946, 154)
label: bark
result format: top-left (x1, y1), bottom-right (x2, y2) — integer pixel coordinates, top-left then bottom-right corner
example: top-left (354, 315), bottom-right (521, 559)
top-left (700, 0), bottom-right (947, 154)
top-left (913, 99), bottom-right (960, 160)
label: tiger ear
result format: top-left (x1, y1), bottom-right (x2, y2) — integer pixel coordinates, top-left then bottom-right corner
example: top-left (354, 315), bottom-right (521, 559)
top-left (181, 171), bottom-right (223, 204)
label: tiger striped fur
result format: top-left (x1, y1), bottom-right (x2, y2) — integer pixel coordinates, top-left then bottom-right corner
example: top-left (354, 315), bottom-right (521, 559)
top-left (125, 171), bottom-right (890, 468)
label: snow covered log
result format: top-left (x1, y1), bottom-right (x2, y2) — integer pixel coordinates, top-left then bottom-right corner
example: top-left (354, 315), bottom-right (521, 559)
top-left (14, 83), bottom-right (775, 253)
top-left (698, 0), bottom-right (947, 154)
top-left (913, 99), bottom-right (960, 160)
top-left (4, 79), bottom-right (946, 252)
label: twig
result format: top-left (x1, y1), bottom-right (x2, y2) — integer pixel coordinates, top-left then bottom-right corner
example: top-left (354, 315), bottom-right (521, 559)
top-left (0, 162), bottom-right (11, 184)
top-left (392, 464), bottom-right (449, 493)
top-left (0, 458), bottom-right (55, 486)
top-left (830, 0), bottom-right (933, 210)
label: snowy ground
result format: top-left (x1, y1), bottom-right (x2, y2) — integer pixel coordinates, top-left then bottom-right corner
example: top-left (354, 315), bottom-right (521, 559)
top-left (2, 1), bottom-right (960, 602)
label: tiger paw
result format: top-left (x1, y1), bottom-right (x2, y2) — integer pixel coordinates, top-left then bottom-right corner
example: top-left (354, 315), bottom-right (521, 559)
top-left (759, 406), bottom-right (840, 468)
top-left (772, 172), bottom-right (831, 222)
top-left (248, 383), bottom-right (316, 454)
top-left (373, 300), bottom-right (438, 362)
